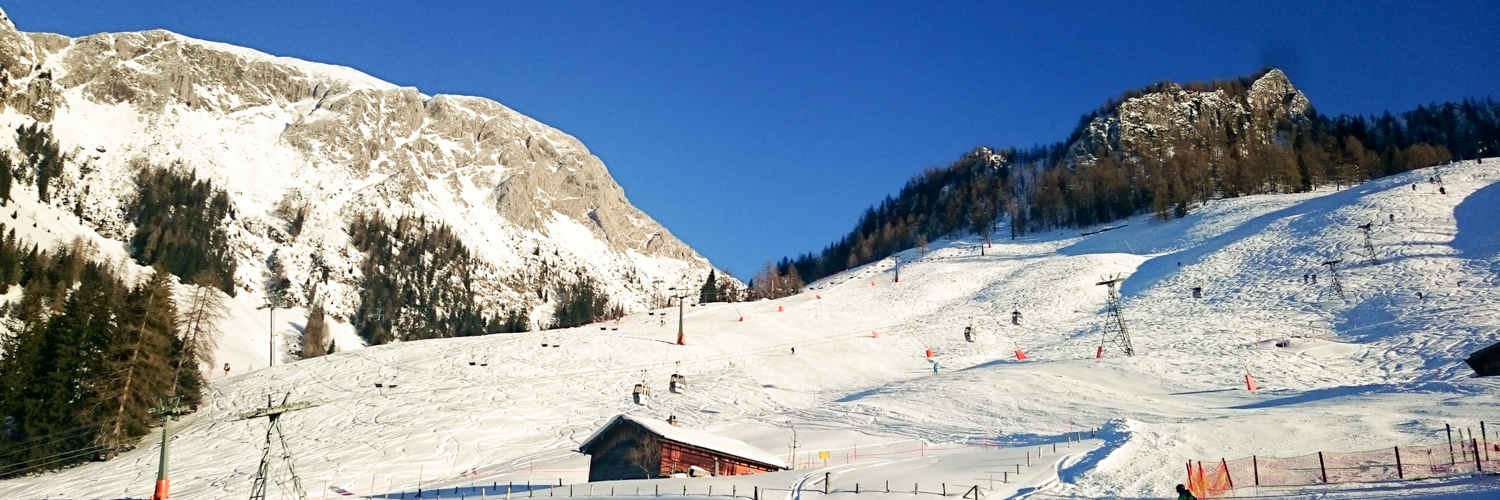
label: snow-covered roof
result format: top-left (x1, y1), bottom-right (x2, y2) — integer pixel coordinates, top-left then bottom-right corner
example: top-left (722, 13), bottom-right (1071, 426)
top-left (580, 414), bottom-right (787, 469)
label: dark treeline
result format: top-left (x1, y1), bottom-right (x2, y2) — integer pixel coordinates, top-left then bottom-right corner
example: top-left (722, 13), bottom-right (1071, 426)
top-left (0, 229), bottom-right (205, 477)
top-left (350, 212), bottom-right (515, 344)
top-left (10, 123), bottom-right (64, 204)
top-left (550, 276), bottom-right (619, 329)
top-left (782, 75), bottom-right (1499, 287)
top-left (127, 164), bottom-right (237, 296)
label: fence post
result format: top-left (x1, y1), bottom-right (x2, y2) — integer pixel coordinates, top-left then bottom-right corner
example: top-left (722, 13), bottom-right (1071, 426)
top-left (1484, 422), bottom-right (1490, 462)
top-left (826, 472), bottom-right (831, 494)
top-left (1318, 452), bottom-right (1328, 483)
top-left (754, 486), bottom-right (758, 500)
top-left (1447, 423), bottom-right (1456, 465)
top-left (1221, 458), bottom-right (1233, 489)
top-left (1252, 455), bottom-right (1259, 486)
top-left (942, 483), bottom-right (947, 496)
top-left (886, 481), bottom-right (889, 493)
top-left (856, 483), bottom-right (859, 494)
top-left (1393, 446), bottom-right (1403, 479)
top-left (1475, 439), bottom-right (1483, 472)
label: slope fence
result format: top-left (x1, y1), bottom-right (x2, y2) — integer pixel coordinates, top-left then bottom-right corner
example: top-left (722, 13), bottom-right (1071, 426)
top-left (1188, 423), bottom-right (1499, 498)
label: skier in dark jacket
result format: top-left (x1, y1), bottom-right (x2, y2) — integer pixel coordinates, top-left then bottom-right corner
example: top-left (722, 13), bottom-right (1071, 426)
top-left (1176, 484), bottom-right (1196, 500)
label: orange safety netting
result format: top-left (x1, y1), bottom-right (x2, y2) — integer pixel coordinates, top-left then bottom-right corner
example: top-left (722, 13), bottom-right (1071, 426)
top-left (1188, 438), bottom-right (1500, 494)
top-left (1187, 459), bottom-right (1233, 498)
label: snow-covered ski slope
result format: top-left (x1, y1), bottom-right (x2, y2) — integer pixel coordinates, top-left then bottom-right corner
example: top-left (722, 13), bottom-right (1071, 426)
top-left (6, 160), bottom-right (1500, 499)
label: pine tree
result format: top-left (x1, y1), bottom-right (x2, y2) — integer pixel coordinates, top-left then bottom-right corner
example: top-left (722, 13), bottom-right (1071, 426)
top-left (301, 301), bottom-right (329, 358)
top-left (98, 270), bottom-right (176, 458)
top-left (698, 270), bottom-right (718, 303)
top-left (0, 153), bottom-right (12, 206)
top-left (0, 280), bottom-right (48, 470)
top-left (175, 279), bottom-right (225, 397)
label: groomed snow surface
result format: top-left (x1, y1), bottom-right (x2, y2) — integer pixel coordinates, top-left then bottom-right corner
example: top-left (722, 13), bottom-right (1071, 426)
top-left (5, 160), bottom-right (1500, 499)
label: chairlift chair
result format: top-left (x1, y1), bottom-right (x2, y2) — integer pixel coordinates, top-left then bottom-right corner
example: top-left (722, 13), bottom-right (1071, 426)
top-left (964, 325), bottom-right (975, 343)
top-left (670, 373), bottom-right (686, 394)
top-left (1011, 310), bottom-right (1022, 325)
top-left (632, 383), bottom-right (650, 405)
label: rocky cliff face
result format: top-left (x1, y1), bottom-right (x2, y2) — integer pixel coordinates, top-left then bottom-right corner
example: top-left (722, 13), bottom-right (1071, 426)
top-left (1065, 69), bottom-right (1311, 164)
top-left (0, 8), bottom-right (722, 329)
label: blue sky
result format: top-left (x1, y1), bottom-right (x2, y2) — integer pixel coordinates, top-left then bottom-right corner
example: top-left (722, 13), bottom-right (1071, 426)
top-left (8, 1), bottom-right (1499, 278)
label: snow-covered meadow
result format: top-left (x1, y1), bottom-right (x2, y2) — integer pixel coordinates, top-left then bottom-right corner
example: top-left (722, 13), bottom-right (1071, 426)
top-left (4, 160), bottom-right (1500, 499)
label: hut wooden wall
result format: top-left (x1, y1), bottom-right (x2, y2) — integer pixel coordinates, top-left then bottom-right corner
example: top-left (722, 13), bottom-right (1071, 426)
top-left (584, 423), bottom-right (662, 482)
top-left (659, 440), bottom-right (779, 477)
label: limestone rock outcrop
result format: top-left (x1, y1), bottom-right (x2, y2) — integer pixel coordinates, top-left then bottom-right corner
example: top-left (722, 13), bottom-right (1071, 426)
top-left (0, 7), bottom-right (724, 326)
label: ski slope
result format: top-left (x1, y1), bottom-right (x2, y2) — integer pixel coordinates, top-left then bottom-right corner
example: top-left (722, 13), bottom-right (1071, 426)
top-left (4, 160), bottom-right (1500, 499)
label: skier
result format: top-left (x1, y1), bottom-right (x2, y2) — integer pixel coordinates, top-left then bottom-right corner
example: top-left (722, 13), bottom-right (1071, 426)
top-left (1176, 484), bottom-right (1197, 500)
top-left (223, 362), bottom-right (231, 377)
top-left (1389, 214), bottom-right (1395, 222)
top-left (932, 362), bottom-right (940, 374)
top-left (790, 346), bottom-right (796, 355)
top-left (1439, 186), bottom-right (1446, 195)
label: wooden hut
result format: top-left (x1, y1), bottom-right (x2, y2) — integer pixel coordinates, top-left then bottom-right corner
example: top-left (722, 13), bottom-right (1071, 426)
top-left (578, 414), bottom-right (787, 482)
top-left (1466, 340), bottom-right (1500, 377)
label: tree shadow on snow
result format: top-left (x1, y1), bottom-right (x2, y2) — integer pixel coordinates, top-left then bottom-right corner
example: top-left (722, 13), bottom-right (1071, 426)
top-left (1226, 384), bottom-right (1390, 410)
top-left (1450, 180), bottom-right (1500, 259)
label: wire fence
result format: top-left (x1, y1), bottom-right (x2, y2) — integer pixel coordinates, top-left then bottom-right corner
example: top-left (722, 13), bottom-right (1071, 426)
top-left (1188, 423), bottom-right (1499, 498)
top-left (366, 478), bottom-right (991, 500)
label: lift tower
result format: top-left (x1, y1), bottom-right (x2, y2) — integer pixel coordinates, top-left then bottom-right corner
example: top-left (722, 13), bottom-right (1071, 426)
top-left (1321, 260), bottom-right (1346, 300)
top-left (240, 395), bottom-right (311, 500)
top-left (1096, 276), bottom-right (1135, 357)
top-left (1357, 223), bottom-right (1379, 264)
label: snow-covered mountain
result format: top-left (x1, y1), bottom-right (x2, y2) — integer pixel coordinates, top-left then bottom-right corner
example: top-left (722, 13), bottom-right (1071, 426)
top-left (4, 157), bottom-right (1496, 499)
top-left (0, 7), bottom-right (722, 333)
